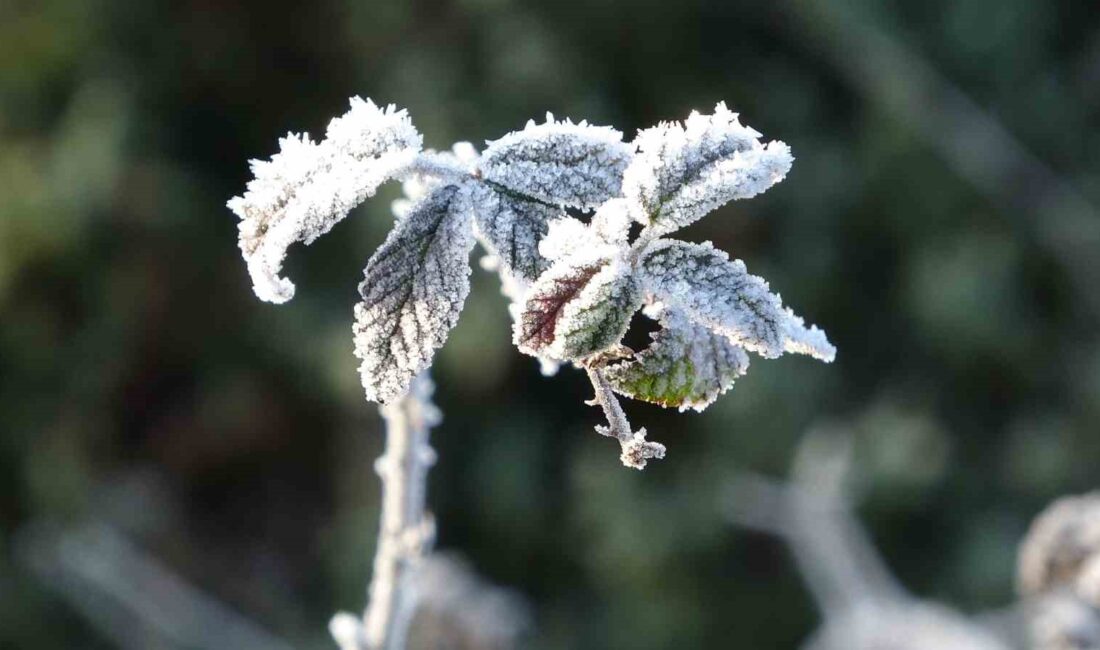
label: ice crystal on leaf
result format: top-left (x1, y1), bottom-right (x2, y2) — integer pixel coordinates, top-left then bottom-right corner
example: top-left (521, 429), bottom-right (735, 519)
top-left (229, 98), bottom-right (422, 303)
top-left (604, 306), bottom-right (750, 412)
top-left (622, 102), bottom-right (792, 236)
top-left (513, 253), bottom-right (612, 356)
top-left (481, 115), bottom-right (632, 209)
top-left (353, 185), bottom-right (475, 403)
top-left (230, 98), bottom-right (834, 468)
top-left (462, 181), bottom-right (558, 283)
top-left (514, 252), bottom-right (640, 361)
top-left (637, 239), bottom-right (835, 362)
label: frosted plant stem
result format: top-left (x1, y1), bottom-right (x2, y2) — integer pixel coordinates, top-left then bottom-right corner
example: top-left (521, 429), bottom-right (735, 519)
top-left (585, 367), bottom-right (665, 470)
top-left (331, 373), bottom-right (441, 650)
top-left (405, 153), bottom-right (474, 183)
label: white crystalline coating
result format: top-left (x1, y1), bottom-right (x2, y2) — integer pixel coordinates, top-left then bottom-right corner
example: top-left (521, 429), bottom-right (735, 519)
top-left (538, 217), bottom-right (593, 262)
top-left (228, 97), bottom-right (423, 303)
top-left (514, 250), bottom-right (640, 360)
top-left (392, 142), bottom-right (481, 220)
top-left (513, 250), bottom-right (608, 357)
top-left (550, 257), bottom-right (641, 360)
top-left (353, 185), bottom-right (476, 404)
top-left (637, 239), bottom-right (835, 362)
top-left (538, 216), bottom-right (620, 264)
top-left (463, 182), bottom-right (561, 283)
top-left (604, 306), bottom-right (750, 412)
top-left (590, 198), bottom-right (634, 247)
top-left (481, 114), bottom-right (634, 209)
top-left (449, 141), bottom-right (480, 166)
top-left (325, 97), bottom-right (422, 160)
top-left (539, 201), bottom-right (630, 264)
top-left (623, 102), bottom-right (792, 235)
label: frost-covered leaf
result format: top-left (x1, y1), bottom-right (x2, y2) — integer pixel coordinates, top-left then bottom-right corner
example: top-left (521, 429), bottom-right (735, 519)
top-left (590, 198), bottom-right (634, 247)
top-left (353, 184), bottom-right (475, 403)
top-left (605, 307), bottom-right (749, 412)
top-left (638, 239), bottom-right (835, 362)
top-left (552, 260), bottom-right (641, 360)
top-left (623, 102), bottom-right (792, 235)
top-left (481, 115), bottom-right (633, 209)
top-left (464, 182), bottom-right (560, 282)
top-left (391, 142), bottom-right (478, 220)
top-left (514, 254), bottom-right (640, 360)
top-left (229, 98), bottom-right (422, 303)
top-left (538, 215), bottom-right (622, 264)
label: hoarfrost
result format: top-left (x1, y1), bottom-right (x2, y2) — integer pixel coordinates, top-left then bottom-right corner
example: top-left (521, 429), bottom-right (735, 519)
top-left (550, 258), bottom-right (641, 360)
top-left (482, 114), bottom-right (633, 209)
top-left (354, 185), bottom-right (475, 403)
top-left (538, 216), bottom-right (618, 263)
top-left (605, 306), bottom-right (750, 412)
top-left (637, 239), bottom-right (835, 362)
top-left (464, 182), bottom-right (559, 283)
top-left (229, 98), bottom-right (422, 303)
top-left (623, 102), bottom-right (791, 235)
top-left (230, 96), bottom-right (835, 468)
top-left (513, 252), bottom-right (612, 358)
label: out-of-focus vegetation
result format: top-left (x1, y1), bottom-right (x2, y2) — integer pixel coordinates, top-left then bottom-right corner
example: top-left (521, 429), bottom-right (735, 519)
top-left (1, 0), bottom-right (1098, 648)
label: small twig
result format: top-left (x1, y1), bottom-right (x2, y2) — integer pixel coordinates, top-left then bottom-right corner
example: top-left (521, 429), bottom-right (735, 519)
top-left (331, 373), bottom-right (441, 650)
top-left (585, 367), bottom-right (665, 469)
top-left (724, 429), bottom-right (905, 617)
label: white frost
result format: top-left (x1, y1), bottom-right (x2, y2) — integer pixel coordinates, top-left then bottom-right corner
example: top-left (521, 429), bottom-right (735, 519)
top-left (229, 98), bottom-right (422, 303)
top-left (463, 181), bottom-right (560, 283)
top-left (550, 256), bottom-right (640, 360)
top-left (354, 185), bottom-right (476, 403)
top-left (623, 102), bottom-right (792, 235)
top-left (637, 239), bottom-right (835, 362)
top-left (605, 306), bottom-right (750, 412)
top-left (590, 198), bottom-right (634, 247)
top-left (481, 114), bottom-right (633, 209)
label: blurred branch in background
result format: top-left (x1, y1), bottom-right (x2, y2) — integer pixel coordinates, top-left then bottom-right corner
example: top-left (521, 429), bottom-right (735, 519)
top-left (786, 0), bottom-right (1100, 317)
top-left (725, 428), bottom-right (1022, 649)
top-left (405, 552), bottom-right (530, 650)
top-left (1017, 492), bottom-right (1100, 650)
top-left (15, 521), bottom-right (296, 650)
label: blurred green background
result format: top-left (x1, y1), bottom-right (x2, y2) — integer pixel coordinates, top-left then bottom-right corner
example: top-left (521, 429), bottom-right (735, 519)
top-left (1, 0), bottom-right (1099, 647)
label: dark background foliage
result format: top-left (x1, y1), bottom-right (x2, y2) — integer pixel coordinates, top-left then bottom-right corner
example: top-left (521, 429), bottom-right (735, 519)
top-left (1, 0), bottom-right (1098, 647)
